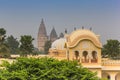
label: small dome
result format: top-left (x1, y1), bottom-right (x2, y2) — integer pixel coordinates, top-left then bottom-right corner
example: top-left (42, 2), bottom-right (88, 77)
top-left (51, 38), bottom-right (66, 50)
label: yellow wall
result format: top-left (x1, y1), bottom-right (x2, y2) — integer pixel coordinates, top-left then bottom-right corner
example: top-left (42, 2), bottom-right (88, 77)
top-left (102, 71), bottom-right (120, 80)
top-left (69, 40), bottom-right (101, 64)
top-left (49, 30), bottom-right (120, 79)
top-left (49, 49), bottom-right (66, 60)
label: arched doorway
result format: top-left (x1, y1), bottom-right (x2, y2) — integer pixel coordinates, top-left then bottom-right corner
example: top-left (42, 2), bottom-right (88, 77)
top-left (102, 72), bottom-right (110, 80)
top-left (73, 51), bottom-right (80, 62)
top-left (115, 72), bottom-right (120, 80)
top-left (82, 51), bottom-right (89, 63)
top-left (91, 51), bottom-right (97, 63)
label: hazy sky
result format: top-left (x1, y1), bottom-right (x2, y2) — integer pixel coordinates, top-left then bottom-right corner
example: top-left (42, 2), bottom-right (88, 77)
top-left (0, 0), bottom-right (120, 47)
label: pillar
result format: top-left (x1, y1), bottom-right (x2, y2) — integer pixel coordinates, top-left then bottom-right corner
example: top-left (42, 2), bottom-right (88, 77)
top-left (109, 72), bottom-right (117, 80)
top-left (110, 74), bottom-right (116, 80)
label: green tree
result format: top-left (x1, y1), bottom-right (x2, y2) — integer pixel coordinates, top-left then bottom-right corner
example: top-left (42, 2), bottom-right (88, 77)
top-left (0, 28), bottom-right (10, 58)
top-left (32, 47), bottom-right (41, 55)
top-left (102, 39), bottom-right (120, 59)
top-left (0, 57), bottom-right (100, 80)
top-left (0, 28), bottom-right (6, 44)
top-left (5, 35), bottom-right (19, 54)
top-left (44, 40), bottom-right (51, 54)
top-left (19, 35), bottom-right (34, 56)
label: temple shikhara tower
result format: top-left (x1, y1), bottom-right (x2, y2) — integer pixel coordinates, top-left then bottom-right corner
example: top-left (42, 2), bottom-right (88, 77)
top-left (50, 27), bottom-right (58, 43)
top-left (37, 19), bottom-right (58, 51)
top-left (37, 19), bottom-right (48, 51)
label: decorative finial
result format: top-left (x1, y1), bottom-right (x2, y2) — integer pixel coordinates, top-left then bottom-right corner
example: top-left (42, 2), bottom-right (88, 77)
top-left (65, 28), bottom-right (67, 34)
top-left (82, 26), bottom-right (84, 29)
top-left (59, 33), bottom-right (64, 38)
top-left (90, 27), bottom-right (92, 31)
top-left (74, 27), bottom-right (76, 31)
top-left (41, 18), bottom-right (44, 24)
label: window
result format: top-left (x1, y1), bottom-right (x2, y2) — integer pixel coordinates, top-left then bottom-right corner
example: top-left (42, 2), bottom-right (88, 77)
top-left (91, 51), bottom-right (97, 63)
top-left (73, 51), bottom-right (80, 62)
top-left (82, 51), bottom-right (89, 63)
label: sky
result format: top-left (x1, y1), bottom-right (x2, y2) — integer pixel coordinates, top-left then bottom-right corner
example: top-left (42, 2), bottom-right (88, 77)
top-left (0, 0), bottom-right (120, 47)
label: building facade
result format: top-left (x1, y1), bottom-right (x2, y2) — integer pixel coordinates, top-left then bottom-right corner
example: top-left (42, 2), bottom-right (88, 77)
top-left (49, 29), bottom-right (120, 80)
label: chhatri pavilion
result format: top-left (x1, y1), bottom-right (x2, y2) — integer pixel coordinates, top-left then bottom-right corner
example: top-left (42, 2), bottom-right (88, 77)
top-left (49, 29), bottom-right (120, 80)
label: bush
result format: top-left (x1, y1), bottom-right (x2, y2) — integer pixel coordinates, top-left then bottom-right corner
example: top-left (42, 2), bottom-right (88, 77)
top-left (0, 57), bottom-right (99, 80)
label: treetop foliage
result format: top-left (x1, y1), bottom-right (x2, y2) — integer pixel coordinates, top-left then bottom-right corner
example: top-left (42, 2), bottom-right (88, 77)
top-left (0, 28), bottom-right (6, 43)
top-left (0, 28), bottom-right (38, 57)
top-left (0, 28), bottom-right (6, 36)
top-left (0, 28), bottom-right (10, 57)
top-left (5, 35), bottom-right (19, 54)
top-left (20, 35), bottom-right (34, 56)
top-left (0, 57), bottom-right (99, 80)
top-left (102, 39), bottom-right (120, 59)
top-left (44, 40), bottom-right (51, 54)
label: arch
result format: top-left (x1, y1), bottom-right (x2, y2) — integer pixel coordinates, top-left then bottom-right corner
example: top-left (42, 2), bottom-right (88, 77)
top-left (102, 72), bottom-right (110, 80)
top-left (91, 51), bottom-right (98, 63)
top-left (115, 72), bottom-right (120, 80)
top-left (68, 29), bottom-right (102, 48)
top-left (73, 51), bottom-right (80, 62)
top-left (107, 75), bottom-right (110, 80)
top-left (69, 35), bottom-right (101, 48)
top-left (82, 51), bottom-right (89, 63)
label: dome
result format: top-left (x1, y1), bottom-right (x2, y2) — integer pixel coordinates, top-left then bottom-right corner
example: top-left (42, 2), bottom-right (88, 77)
top-left (68, 29), bottom-right (102, 48)
top-left (51, 38), bottom-right (66, 50)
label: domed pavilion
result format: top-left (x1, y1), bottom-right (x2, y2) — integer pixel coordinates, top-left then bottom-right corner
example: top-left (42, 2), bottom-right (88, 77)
top-left (49, 29), bottom-right (120, 80)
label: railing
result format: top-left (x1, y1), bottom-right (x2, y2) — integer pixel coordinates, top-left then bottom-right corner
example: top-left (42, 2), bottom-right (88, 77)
top-left (102, 59), bottom-right (120, 66)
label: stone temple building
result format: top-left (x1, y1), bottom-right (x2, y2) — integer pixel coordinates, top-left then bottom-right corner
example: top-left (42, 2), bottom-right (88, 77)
top-left (37, 19), bottom-right (59, 51)
top-left (49, 29), bottom-right (120, 80)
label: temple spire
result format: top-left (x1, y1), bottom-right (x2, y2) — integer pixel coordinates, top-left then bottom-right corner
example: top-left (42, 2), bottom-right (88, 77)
top-left (41, 18), bottom-right (44, 24)
top-left (50, 27), bottom-right (58, 42)
top-left (37, 19), bottom-right (48, 51)
top-left (38, 19), bottom-right (47, 36)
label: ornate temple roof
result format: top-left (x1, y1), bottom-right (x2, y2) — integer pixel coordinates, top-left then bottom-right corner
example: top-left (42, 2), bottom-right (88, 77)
top-left (50, 27), bottom-right (58, 39)
top-left (38, 19), bottom-right (47, 37)
top-left (68, 29), bottom-right (102, 48)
